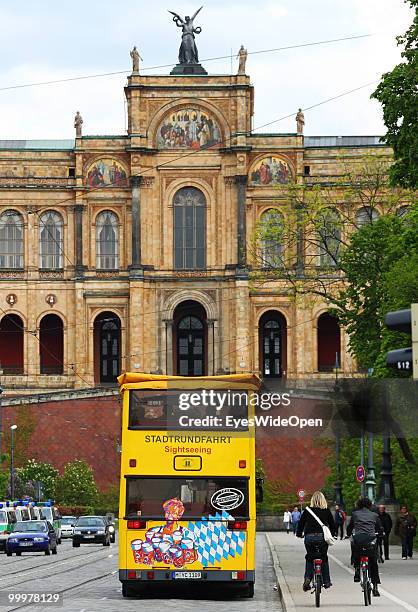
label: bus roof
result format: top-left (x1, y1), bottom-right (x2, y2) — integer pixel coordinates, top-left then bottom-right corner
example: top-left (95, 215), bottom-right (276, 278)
top-left (117, 372), bottom-right (261, 391)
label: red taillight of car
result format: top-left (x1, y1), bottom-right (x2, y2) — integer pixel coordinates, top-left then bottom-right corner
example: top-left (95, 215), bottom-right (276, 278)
top-left (239, 460), bottom-right (246, 468)
top-left (127, 520), bottom-right (146, 529)
top-left (228, 520), bottom-right (247, 530)
top-left (127, 571), bottom-right (136, 579)
top-left (147, 571), bottom-right (154, 580)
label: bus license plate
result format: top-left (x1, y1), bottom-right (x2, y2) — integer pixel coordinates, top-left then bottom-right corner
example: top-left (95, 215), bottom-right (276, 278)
top-left (172, 571), bottom-right (202, 580)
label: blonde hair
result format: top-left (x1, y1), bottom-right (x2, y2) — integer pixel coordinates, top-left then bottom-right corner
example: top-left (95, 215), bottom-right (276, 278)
top-left (310, 491), bottom-right (328, 509)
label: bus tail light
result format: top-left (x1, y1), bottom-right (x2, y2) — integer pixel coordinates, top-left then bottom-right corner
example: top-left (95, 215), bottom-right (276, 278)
top-left (239, 460), bottom-right (246, 468)
top-left (127, 571), bottom-right (136, 579)
top-left (127, 520), bottom-right (146, 529)
top-left (231, 571), bottom-right (246, 580)
top-left (228, 520), bottom-right (247, 530)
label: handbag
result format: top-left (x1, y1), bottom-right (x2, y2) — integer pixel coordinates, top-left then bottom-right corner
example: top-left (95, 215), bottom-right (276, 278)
top-left (306, 506), bottom-right (336, 546)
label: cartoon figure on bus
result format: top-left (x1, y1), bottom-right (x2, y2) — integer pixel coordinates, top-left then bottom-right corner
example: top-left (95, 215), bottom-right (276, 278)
top-left (130, 497), bottom-right (246, 568)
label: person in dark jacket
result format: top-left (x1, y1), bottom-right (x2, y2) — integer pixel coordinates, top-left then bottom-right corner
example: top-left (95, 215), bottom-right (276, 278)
top-left (347, 497), bottom-right (383, 597)
top-left (334, 504), bottom-right (346, 539)
top-left (395, 505), bottom-right (417, 559)
top-left (377, 504), bottom-right (392, 560)
top-left (296, 491), bottom-right (336, 592)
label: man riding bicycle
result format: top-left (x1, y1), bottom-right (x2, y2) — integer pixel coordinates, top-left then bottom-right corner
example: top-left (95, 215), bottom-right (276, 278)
top-left (346, 497), bottom-right (384, 597)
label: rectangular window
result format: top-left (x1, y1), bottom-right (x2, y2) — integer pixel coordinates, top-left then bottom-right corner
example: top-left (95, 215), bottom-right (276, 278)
top-left (126, 476), bottom-right (249, 519)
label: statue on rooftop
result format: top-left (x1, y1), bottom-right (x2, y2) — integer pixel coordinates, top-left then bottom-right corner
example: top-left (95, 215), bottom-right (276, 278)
top-left (130, 46), bottom-right (142, 74)
top-left (74, 111), bottom-right (83, 138)
top-left (237, 45), bottom-right (247, 75)
top-left (296, 108), bottom-right (305, 135)
top-left (168, 6), bottom-right (203, 64)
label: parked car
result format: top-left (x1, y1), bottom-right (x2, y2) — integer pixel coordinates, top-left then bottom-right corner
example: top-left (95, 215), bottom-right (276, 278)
top-left (60, 516), bottom-right (76, 539)
top-left (6, 520), bottom-right (58, 556)
top-left (39, 504), bottom-right (62, 543)
top-left (0, 506), bottom-right (17, 551)
top-left (72, 516), bottom-right (111, 547)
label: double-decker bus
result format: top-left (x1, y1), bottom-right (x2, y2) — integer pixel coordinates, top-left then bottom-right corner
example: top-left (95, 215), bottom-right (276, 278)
top-left (118, 372), bottom-right (262, 598)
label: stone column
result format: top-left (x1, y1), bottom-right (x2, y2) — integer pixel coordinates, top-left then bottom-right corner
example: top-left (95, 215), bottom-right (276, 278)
top-left (130, 175), bottom-right (143, 276)
top-left (74, 204), bottom-right (85, 277)
top-left (295, 201), bottom-right (305, 276)
top-left (235, 175), bottom-right (247, 270)
top-left (165, 319), bottom-right (174, 375)
top-left (207, 319), bottom-right (216, 376)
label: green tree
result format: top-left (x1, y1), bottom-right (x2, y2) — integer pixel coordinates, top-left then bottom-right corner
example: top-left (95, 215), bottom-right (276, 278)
top-left (372, 1), bottom-right (418, 189)
top-left (17, 459), bottom-right (59, 500)
top-left (54, 460), bottom-right (98, 507)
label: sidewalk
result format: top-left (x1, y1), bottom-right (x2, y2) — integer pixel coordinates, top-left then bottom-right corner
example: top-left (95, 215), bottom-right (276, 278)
top-left (267, 531), bottom-right (418, 611)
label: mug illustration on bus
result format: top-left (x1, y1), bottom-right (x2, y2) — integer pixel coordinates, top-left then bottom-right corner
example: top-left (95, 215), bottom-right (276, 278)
top-left (130, 496), bottom-right (246, 568)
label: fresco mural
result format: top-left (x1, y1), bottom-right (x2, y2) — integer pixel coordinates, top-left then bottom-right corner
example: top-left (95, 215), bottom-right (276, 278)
top-left (250, 157), bottom-right (292, 186)
top-left (130, 498), bottom-right (246, 568)
top-left (86, 158), bottom-right (128, 187)
top-left (157, 108), bottom-right (222, 149)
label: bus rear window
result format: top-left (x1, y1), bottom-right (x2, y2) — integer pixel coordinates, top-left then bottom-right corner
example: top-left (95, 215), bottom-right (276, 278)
top-left (129, 389), bottom-right (249, 430)
top-left (126, 476), bottom-right (249, 519)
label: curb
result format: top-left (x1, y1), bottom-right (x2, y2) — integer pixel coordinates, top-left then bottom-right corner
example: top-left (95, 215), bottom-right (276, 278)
top-left (266, 533), bottom-right (297, 612)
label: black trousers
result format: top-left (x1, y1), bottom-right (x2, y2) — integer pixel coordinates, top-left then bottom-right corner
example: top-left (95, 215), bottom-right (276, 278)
top-left (379, 534), bottom-right (390, 559)
top-left (336, 523), bottom-right (344, 539)
top-left (351, 536), bottom-right (380, 586)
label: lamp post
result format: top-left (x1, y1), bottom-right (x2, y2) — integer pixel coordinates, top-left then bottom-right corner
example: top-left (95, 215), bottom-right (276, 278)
top-left (10, 425), bottom-right (17, 500)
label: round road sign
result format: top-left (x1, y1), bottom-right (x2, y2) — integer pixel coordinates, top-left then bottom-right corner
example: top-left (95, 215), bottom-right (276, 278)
top-left (297, 489), bottom-right (305, 498)
top-left (356, 465), bottom-right (365, 483)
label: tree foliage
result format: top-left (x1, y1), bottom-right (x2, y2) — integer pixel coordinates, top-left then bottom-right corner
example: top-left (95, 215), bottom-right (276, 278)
top-left (16, 459), bottom-right (59, 500)
top-left (54, 460), bottom-right (98, 507)
top-left (372, 1), bottom-right (418, 188)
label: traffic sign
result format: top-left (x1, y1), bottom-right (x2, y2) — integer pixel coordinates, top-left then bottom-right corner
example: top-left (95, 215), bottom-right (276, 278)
top-left (356, 465), bottom-right (365, 483)
top-left (297, 489), bottom-right (305, 498)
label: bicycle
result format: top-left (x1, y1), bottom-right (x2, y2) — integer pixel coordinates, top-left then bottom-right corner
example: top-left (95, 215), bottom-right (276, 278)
top-left (359, 553), bottom-right (373, 606)
top-left (312, 556), bottom-right (323, 608)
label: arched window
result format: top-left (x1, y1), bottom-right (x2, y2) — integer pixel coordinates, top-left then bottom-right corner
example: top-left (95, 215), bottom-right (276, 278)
top-left (174, 301), bottom-right (207, 376)
top-left (317, 208), bottom-right (341, 267)
top-left (356, 206), bottom-right (379, 227)
top-left (259, 311), bottom-right (287, 378)
top-left (317, 313), bottom-right (341, 372)
top-left (260, 209), bottom-right (284, 267)
top-left (173, 187), bottom-right (206, 269)
top-left (40, 314), bottom-right (63, 374)
top-left (39, 211), bottom-right (63, 269)
top-left (0, 210), bottom-right (23, 269)
top-left (94, 312), bottom-right (121, 383)
top-left (0, 314), bottom-right (24, 374)
top-left (96, 211), bottom-right (119, 270)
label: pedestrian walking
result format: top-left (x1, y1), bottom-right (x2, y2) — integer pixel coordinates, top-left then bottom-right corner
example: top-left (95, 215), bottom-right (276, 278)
top-left (291, 506), bottom-right (301, 535)
top-left (283, 509), bottom-right (292, 534)
top-left (296, 491), bottom-right (336, 591)
top-left (395, 505), bottom-right (417, 559)
top-left (334, 504), bottom-right (346, 539)
top-left (377, 504), bottom-right (392, 560)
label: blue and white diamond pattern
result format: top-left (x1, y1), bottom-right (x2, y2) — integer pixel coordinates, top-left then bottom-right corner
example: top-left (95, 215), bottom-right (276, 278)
top-left (187, 511), bottom-right (246, 567)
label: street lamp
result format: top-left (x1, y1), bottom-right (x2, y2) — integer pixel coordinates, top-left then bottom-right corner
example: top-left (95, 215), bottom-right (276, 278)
top-left (10, 425), bottom-right (17, 500)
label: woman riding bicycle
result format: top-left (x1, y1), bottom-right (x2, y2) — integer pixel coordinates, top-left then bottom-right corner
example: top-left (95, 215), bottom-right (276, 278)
top-left (346, 497), bottom-right (384, 597)
top-left (296, 491), bottom-right (336, 591)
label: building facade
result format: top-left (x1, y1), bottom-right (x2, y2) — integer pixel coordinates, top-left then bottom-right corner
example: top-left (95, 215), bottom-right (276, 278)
top-left (0, 66), bottom-right (392, 392)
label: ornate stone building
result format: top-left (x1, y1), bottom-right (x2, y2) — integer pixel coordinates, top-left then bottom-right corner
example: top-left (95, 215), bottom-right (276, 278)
top-left (0, 64), bottom-right (392, 392)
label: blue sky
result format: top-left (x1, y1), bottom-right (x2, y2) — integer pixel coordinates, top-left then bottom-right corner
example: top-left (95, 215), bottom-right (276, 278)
top-left (0, 0), bottom-right (412, 138)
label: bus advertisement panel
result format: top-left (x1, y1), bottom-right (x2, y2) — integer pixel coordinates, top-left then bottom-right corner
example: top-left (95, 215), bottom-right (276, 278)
top-left (117, 373), bottom-right (261, 598)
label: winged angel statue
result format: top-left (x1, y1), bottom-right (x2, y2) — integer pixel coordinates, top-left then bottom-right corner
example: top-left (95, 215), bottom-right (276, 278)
top-left (168, 6), bottom-right (203, 64)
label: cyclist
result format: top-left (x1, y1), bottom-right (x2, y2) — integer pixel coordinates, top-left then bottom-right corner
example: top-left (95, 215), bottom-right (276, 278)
top-left (297, 491), bottom-right (336, 592)
top-left (346, 497), bottom-right (384, 597)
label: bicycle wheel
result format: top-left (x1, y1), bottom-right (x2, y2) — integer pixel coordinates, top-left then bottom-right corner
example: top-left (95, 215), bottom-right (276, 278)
top-left (367, 583), bottom-right (372, 605)
top-left (315, 574), bottom-right (321, 608)
top-left (362, 570), bottom-right (369, 606)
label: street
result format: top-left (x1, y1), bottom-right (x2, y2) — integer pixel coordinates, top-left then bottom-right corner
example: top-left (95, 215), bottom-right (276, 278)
top-left (0, 535), bottom-right (281, 612)
top-left (269, 531), bottom-right (418, 611)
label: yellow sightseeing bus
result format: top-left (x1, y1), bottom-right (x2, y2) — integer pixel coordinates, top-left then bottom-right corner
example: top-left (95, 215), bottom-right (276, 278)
top-left (117, 372), bottom-right (262, 598)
